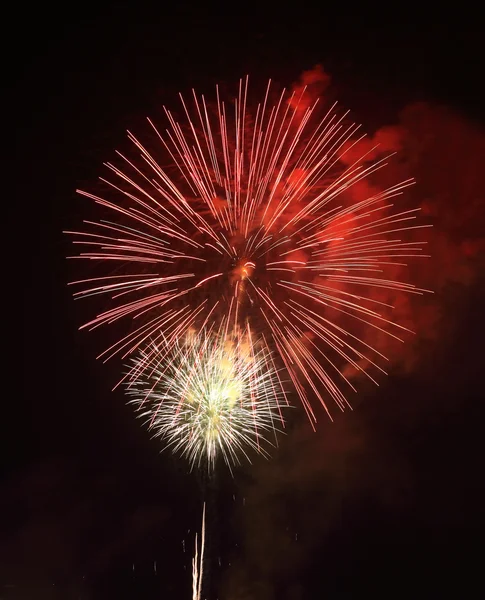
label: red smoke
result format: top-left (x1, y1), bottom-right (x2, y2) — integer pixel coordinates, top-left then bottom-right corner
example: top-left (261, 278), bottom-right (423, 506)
top-left (335, 75), bottom-right (484, 376)
top-left (288, 64), bottom-right (331, 114)
top-left (281, 66), bottom-right (484, 383)
top-left (284, 66), bottom-right (485, 390)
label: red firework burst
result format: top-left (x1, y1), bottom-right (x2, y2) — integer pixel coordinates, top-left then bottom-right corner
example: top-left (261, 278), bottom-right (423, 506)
top-left (66, 77), bottom-right (431, 423)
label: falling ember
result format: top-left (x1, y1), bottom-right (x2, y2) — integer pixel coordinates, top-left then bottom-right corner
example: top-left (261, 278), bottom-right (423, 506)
top-left (67, 77), bottom-right (430, 422)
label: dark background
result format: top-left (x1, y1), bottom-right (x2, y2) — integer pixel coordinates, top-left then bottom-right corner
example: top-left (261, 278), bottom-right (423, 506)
top-left (11, 4), bottom-right (485, 598)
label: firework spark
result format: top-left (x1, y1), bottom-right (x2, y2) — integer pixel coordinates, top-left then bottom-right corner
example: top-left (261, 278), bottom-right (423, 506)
top-left (126, 329), bottom-right (287, 470)
top-left (67, 78), bottom-right (430, 422)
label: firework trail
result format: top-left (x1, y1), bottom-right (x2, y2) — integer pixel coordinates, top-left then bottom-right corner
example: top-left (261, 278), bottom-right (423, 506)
top-left (192, 503), bottom-right (206, 600)
top-left (67, 77), bottom-right (430, 422)
top-left (126, 328), bottom-right (287, 470)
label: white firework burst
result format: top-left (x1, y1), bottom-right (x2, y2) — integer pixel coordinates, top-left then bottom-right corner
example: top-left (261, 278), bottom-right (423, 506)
top-left (126, 329), bottom-right (287, 470)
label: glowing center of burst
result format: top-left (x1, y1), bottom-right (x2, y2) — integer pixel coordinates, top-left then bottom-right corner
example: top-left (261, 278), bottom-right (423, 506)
top-left (202, 377), bottom-right (243, 443)
top-left (206, 379), bottom-right (242, 410)
top-left (233, 259), bottom-right (255, 281)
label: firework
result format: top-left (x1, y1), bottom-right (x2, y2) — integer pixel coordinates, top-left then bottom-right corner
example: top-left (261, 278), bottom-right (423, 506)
top-left (67, 78), bottom-right (430, 422)
top-left (125, 329), bottom-right (286, 470)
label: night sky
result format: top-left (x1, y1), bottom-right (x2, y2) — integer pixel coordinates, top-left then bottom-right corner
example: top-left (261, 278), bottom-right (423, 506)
top-left (12, 5), bottom-right (485, 599)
